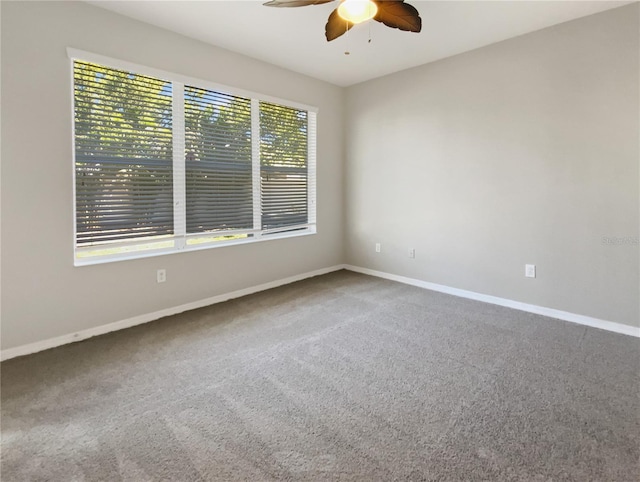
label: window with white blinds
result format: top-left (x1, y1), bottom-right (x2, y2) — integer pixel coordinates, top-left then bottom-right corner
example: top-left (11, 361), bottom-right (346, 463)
top-left (260, 102), bottom-right (309, 232)
top-left (74, 62), bottom-right (174, 246)
top-left (71, 50), bottom-right (317, 264)
top-left (184, 88), bottom-right (253, 234)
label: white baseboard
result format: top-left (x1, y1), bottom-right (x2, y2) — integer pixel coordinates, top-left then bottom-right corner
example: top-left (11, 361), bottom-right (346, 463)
top-left (344, 265), bottom-right (640, 338)
top-left (0, 264), bottom-right (347, 362)
top-left (3, 262), bottom-right (636, 361)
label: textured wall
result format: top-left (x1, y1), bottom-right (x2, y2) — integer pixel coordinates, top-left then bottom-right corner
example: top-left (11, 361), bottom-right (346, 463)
top-left (345, 5), bottom-right (639, 327)
top-left (1, 1), bottom-right (345, 350)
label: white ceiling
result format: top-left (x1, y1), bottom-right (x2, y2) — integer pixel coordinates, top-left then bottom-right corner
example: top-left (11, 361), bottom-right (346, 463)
top-left (90, 0), bottom-right (632, 86)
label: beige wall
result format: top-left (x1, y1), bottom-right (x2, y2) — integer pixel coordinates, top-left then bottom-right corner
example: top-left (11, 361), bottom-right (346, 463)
top-left (0, 1), bottom-right (345, 350)
top-left (345, 4), bottom-right (639, 327)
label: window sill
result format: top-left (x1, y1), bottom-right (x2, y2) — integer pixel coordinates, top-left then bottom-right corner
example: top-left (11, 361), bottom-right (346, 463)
top-left (74, 227), bottom-right (317, 267)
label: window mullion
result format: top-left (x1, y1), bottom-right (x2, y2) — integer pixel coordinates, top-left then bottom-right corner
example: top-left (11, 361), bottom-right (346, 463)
top-left (173, 82), bottom-right (186, 248)
top-left (251, 99), bottom-right (262, 237)
top-left (308, 111), bottom-right (317, 227)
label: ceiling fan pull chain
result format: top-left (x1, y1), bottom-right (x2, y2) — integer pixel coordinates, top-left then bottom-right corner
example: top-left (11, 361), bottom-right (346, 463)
top-left (368, 1), bottom-right (372, 43)
top-left (344, 22), bottom-right (350, 55)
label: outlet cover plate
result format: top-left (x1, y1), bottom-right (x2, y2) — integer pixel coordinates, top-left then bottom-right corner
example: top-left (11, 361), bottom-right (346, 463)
top-left (525, 264), bottom-right (536, 278)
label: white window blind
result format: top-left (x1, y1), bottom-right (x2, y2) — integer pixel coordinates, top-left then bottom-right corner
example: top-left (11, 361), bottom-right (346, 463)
top-left (71, 51), bottom-right (317, 264)
top-left (74, 61), bottom-right (174, 246)
top-left (260, 102), bottom-right (309, 232)
top-left (184, 87), bottom-right (253, 234)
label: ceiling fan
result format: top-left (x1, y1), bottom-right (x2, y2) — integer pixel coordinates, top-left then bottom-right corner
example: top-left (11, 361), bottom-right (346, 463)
top-left (263, 0), bottom-right (422, 42)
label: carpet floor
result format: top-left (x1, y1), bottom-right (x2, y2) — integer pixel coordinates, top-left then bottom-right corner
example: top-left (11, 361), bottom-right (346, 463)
top-left (1, 270), bottom-right (638, 481)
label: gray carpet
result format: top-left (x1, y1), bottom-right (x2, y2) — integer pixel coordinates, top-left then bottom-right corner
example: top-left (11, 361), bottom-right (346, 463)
top-left (1, 270), bottom-right (638, 481)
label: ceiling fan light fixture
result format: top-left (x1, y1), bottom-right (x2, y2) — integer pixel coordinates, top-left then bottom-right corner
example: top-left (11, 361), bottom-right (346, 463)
top-left (337, 0), bottom-right (378, 25)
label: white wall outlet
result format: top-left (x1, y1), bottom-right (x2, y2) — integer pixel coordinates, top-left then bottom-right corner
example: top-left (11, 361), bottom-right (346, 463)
top-left (408, 248), bottom-right (415, 259)
top-left (525, 264), bottom-right (536, 278)
top-left (375, 243), bottom-right (381, 253)
top-left (157, 269), bottom-right (167, 283)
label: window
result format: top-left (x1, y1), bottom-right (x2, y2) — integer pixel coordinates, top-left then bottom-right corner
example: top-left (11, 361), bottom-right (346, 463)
top-left (70, 50), bottom-right (317, 264)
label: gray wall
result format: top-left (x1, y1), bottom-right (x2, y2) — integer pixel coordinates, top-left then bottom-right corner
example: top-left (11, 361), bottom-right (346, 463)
top-left (345, 4), bottom-right (639, 327)
top-left (1, 1), bottom-right (345, 350)
top-left (2, 2), bottom-right (638, 353)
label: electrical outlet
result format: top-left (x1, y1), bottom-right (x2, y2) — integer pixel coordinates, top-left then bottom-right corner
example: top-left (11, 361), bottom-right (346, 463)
top-left (408, 248), bottom-right (415, 259)
top-left (375, 243), bottom-right (381, 253)
top-left (525, 264), bottom-right (536, 278)
top-left (157, 269), bottom-right (167, 283)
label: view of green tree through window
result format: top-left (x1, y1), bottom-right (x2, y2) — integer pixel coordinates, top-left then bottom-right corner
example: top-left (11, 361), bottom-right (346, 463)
top-left (72, 54), bottom-right (316, 264)
top-left (260, 102), bottom-right (308, 230)
top-left (184, 87), bottom-right (253, 234)
top-left (74, 62), bottom-right (174, 245)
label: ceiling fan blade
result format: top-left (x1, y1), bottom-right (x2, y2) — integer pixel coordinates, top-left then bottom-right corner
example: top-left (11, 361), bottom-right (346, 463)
top-left (263, 0), bottom-right (334, 7)
top-left (325, 8), bottom-right (354, 41)
top-left (373, 0), bottom-right (421, 32)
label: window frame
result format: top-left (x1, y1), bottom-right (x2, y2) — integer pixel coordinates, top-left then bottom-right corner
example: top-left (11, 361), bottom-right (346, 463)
top-left (68, 48), bottom-right (317, 266)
